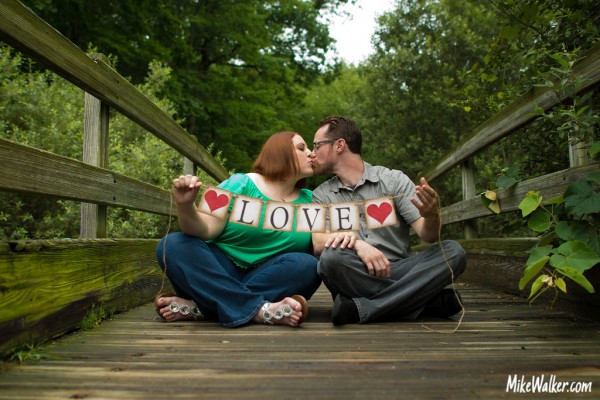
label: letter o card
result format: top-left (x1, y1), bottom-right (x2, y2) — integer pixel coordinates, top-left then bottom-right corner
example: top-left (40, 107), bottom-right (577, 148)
top-left (197, 187), bottom-right (232, 219)
top-left (364, 197), bottom-right (397, 229)
top-left (229, 195), bottom-right (262, 228)
top-left (296, 204), bottom-right (326, 233)
top-left (329, 202), bottom-right (360, 232)
top-left (263, 202), bottom-right (294, 231)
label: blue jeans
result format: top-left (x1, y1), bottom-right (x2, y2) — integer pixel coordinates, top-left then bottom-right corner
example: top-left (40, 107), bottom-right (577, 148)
top-left (317, 240), bottom-right (467, 322)
top-left (156, 232), bottom-right (321, 328)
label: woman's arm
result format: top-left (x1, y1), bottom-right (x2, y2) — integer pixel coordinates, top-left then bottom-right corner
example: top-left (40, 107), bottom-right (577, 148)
top-left (173, 175), bottom-right (227, 240)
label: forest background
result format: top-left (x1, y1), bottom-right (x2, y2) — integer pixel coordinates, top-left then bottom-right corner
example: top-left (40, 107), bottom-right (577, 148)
top-left (0, 0), bottom-right (598, 241)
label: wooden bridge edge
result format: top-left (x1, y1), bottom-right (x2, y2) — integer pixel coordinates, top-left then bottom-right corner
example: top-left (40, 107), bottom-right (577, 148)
top-left (416, 238), bottom-right (600, 321)
top-left (0, 239), bottom-right (169, 358)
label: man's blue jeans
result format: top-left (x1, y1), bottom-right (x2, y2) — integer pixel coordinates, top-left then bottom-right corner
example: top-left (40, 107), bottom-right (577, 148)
top-left (156, 232), bottom-right (321, 327)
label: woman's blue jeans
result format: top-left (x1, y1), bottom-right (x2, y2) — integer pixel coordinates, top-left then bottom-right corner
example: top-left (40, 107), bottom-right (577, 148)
top-left (156, 232), bottom-right (321, 328)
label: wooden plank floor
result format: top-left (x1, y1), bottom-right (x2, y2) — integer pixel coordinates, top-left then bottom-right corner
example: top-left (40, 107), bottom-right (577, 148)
top-left (0, 282), bottom-right (599, 399)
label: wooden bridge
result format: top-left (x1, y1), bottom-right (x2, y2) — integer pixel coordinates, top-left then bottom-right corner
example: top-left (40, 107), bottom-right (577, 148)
top-left (1, 1), bottom-right (599, 398)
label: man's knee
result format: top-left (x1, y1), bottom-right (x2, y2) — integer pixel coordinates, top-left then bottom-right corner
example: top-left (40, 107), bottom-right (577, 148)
top-left (442, 240), bottom-right (467, 275)
top-left (317, 247), bottom-right (347, 276)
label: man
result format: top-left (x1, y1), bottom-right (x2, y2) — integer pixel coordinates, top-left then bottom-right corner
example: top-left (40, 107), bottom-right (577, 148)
top-left (309, 116), bottom-right (467, 325)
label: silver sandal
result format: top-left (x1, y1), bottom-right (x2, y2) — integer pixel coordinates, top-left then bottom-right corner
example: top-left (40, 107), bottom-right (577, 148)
top-left (260, 302), bottom-right (293, 325)
top-left (169, 300), bottom-right (204, 320)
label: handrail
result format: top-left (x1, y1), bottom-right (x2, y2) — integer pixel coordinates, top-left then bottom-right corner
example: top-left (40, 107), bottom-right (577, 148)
top-left (424, 42), bottom-right (600, 181)
top-left (0, 0), bottom-right (229, 182)
top-left (0, 138), bottom-right (173, 215)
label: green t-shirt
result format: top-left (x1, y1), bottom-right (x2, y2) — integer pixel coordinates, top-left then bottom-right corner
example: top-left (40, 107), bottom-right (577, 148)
top-left (209, 173), bottom-right (313, 269)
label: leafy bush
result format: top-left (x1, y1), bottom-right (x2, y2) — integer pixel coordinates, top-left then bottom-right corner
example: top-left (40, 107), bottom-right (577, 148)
top-left (0, 47), bottom-right (223, 239)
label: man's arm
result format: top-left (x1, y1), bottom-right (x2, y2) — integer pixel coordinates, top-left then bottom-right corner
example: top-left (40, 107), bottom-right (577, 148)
top-left (409, 177), bottom-right (441, 243)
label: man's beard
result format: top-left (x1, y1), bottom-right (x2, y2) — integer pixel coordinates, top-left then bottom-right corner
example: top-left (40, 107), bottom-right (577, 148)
top-left (311, 159), bottom-right (334, 176)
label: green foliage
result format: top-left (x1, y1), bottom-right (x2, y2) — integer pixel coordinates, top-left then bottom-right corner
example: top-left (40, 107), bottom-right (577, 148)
top-left (0, 46), bottom-right (223, 239)
top-left (516, 174), bottom-right (600, 305)
top-left (21, 0), bottom-right (354, 172)
top-left (81, 304), bottom-right (114, 330)
top-left (9, 344), bottom-right (49, 364)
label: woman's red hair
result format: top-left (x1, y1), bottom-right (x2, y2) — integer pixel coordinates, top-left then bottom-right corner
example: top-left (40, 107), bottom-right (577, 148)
top-left (252, 131), bottom-right (304, 187)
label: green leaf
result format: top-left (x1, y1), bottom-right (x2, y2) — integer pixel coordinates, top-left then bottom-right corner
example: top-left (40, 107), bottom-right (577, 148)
top-left (546, 195), bottom-right (564, 205)
top-left (527, 209), bottom-right (551, 232)
top-left (527, 245), bottom-right (554, 265)
top-left (589, 142), bottom-right (600, 158)
top-left (496, 175), bottom-right (517, 189)
top-left (585, 172), bottom-right (600, 185)
top-left (519, 191), bottom-right (542, 217)
top-left (555, 278), bottom-right (567, 293)
top-left (555, 221), bottom-right (571, 241)
top-left (549, 240), bottom-right (600, 273)
top-left (555, 267), bottom-right (596, 293)
top-left (549, 53), bottom-right (570, 70)
top-left (570, 221), bottom-right (600, 256)
top-left (520, 254), bottom-right (550, 290)
top-left (528, 274), bottom-right (546, 299)
top-left (564, 179), bottom-right (600, 215)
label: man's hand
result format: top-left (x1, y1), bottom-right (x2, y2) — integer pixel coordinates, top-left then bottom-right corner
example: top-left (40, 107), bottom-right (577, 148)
top-left (410, 177), bottom-right (441, 243)
top-left (354, 240), bottom-right (391, 278)
top-left (411, 177), bottom-right (439, 218)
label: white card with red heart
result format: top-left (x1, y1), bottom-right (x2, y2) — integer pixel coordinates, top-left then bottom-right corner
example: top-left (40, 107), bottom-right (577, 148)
top-left (364, 197), bottom-right (397, 229)
top-left (197, 187), bottom-right (233, 219)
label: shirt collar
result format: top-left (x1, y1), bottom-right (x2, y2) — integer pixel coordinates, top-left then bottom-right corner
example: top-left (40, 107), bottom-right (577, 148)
top-left (332, 162), bottom-right (379, 192)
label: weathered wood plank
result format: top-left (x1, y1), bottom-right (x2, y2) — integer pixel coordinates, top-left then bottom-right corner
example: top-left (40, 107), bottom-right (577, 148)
top-left (0, 285), bottom-right (598, 399)
top-left (0, 239), bottom-right (168, 357)
top-left (439, 162), bottom-right (600, 225)
top-left (0, 138), bottom-right (175, 216)
top-left (0, 0), bottom-right (228, 182)
top-left (80, 85), bottom-right (110, 238)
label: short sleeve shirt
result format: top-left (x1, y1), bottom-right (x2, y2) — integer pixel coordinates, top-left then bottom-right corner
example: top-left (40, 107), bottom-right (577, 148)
top-left (208, 173), bottom-right (313, 268)
top-left (312, 162), bottom-right (420, 260)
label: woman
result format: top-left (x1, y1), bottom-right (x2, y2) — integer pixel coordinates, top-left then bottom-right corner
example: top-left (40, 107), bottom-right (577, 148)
top-left (156, 131), bottom-right (321, 327)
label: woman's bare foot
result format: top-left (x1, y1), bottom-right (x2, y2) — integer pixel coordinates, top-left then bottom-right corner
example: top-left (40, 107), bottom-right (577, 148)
top-left (253, 296), bottom-right (307, 327)
top-left (155, 294), bottom-right (202, 322)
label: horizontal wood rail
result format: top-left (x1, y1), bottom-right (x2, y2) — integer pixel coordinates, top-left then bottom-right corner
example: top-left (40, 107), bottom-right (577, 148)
top-left (424, 42), bottom-right (600, 181)
top-left (440, 163), bottom-right (599, 225)
top-left (0, 138), bottom-right (174, 216)
top-left (0, 0), bottom-right (228, 182)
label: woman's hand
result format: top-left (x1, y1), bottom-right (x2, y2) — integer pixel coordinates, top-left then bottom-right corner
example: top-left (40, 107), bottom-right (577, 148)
top-left (172, 175), bottom-right (202, 205)
top-left (325, 231), bottom-right (357, 250)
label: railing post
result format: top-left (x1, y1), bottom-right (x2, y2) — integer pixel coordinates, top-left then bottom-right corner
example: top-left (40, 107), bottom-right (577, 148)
top-left (461, 157), bottom-right (478, 239)
top-left (80, 54), bottom-right (110, 238)
top-left (184, 157), bottom-right (196, 176)
top-left (184, 134), bottom-right (198, 176)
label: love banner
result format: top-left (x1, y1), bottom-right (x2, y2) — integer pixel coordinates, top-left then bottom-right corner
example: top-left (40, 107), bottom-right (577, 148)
top-left (197, 186), bottom-right (398, 232)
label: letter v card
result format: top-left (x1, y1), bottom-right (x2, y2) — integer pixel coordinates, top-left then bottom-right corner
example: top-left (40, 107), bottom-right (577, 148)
top-left (296, 204), bottom-right (326, 232)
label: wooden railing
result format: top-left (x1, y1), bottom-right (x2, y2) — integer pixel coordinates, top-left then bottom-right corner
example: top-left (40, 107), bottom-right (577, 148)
top-left (0, 0), bottom-right (229, 357)
top-left (0, 0), bottom-right (598, 359)
top-left (419, 42), bottom-right (600, 318)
